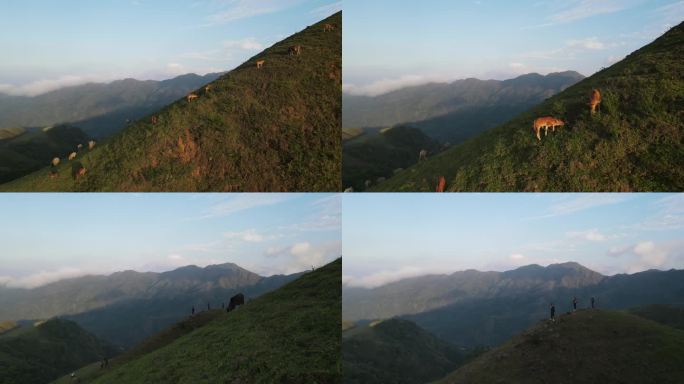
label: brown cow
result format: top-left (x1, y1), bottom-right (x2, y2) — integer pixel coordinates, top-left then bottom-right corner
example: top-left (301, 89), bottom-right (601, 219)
top-left (51, 157), bottom-right (60, 167)
top-left (323, 23), bottom-right (335, 31)
top-left (288, 45), bottom-right (302, 56)
top-left (88, 140), bottom-right (96, 150)
top-left (68, 152), bottom-right (77, 161)
top-left (187, 93), bottom-right (199, 102)
top-left (256, 60), bottom-right (265, 69)
top-left (436, 176), bottom-right (446, 192)
top-left (533, 116), bottom-right (565, 141)
top-left (589, 89), bottom-right (601, 115)
top-left (204, 85), bottom-right (211, 93)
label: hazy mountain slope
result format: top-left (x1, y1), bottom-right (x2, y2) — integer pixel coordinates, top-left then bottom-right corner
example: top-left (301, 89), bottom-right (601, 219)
top-left (343, 71), bottom-right (583, 143)
top-left (89, 258), bottom-right (341, 384)
top-left (0, 73), bottom-right (221, 139)
top-left (1, 12), bottom-right (341, 192)
top-left (343, 264), bottom-right (684, 348)
top-left (374, 22), bottom-right (684, 191)
top-left (343, 125), bottom-right (441, 190)
top-left (0, 263), bottom-right (301, 348)
top-left (0, 318), bottom-right (117, 384)
top-left (343, 318), bottom-right (465, 384)
top-left (438, 310), bottom-right (684, 384)
top-left (0, 124), bottom-right (90, 183)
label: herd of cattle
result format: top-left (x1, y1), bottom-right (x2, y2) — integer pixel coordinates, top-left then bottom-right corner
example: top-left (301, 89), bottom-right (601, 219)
top-left (49, 140), bottom-right (96, 179)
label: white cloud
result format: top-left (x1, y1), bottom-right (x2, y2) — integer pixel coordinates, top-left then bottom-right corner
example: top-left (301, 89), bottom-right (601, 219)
top-left (605, 240), bottom-right (684, 273)
top-left (224, 228), bottom-right (277, 242)
top-left (549, 0), bottom-right (633, 24)
top-left (0, 75), bottom-right (117, 97)
top-left (343, 74), bottom-right (453, 97)
top-left (509, 253), bottom-right (526, 260)
top-left (567, 228), bottom-right (608, 241)
top-left (222, 38), bottom-right (264, 51)
top-left (343, 266), bottom-right (433, 288)
top-left (204, 0), bottom-right (304, 26)
top-left (529, 194), bottom-right (632, 219)
top-left (263, 240), bottom-right (341, 274)
top-left (0, 268), bottom-right (99, 289)
top-left (566, 37), bottom-right (605, 50)
top-left (191, 194), bottom-right (295, 220)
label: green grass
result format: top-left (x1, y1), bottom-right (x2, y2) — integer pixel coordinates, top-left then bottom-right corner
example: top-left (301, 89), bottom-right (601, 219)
top-left (81, 258), bottom-right (341, 384)
top-left (438, 309), bottom-right (684, 384)
top-left (0, 318), bottom-right (117, 384)
top-left (374, 21), bottom-right (684, 192)
top-left (629, 304), bottom-right (684, 331)
top-left (1, 12), bottom-right (341, 192)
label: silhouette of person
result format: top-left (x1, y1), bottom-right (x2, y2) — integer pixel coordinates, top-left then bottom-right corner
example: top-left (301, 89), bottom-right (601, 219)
top-left (207, 302), bottom-right (211, 311)
top-left (192, 306), bottom-right (195, 315)
top-left (591, 297), bottom-right (595, 309)
top-left (550, 303), bottom-right (556, 321)
top-left (572, 296), bottom-right (578, 311)
top-left (222, 302), bottom-right (225, 309)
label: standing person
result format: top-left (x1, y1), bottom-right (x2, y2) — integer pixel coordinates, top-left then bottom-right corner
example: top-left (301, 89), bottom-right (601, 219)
top-left (207, 302), bottom-right (211, 311)
top-left (550, 303), bottom-right (556, 321)
top-left (591, 297), bottom-right (595, 309)
top-left (572, 296), bottom-right (578, 311)
top-left (192, 306), bottom-right (195, 315)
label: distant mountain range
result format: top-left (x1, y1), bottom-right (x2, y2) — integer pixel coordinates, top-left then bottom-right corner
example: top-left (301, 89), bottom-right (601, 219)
top-left (0, 262), bottom-right (302, 348)
top-left (343, 71), bottom-right (584, 143)
top-left (343, 262), bottom-right (684, 347)
top-left (0, 73), bottom-right (222, 139)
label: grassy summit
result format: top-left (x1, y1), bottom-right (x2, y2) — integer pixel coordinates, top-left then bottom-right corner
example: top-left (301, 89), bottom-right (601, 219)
top-left (2, 12), bottom-right (341, 192)
top-left (58, 258), bottom-right (342, 384)
top-left (438, 309), bottom-right (684, 384)
top-left (374, 21), bottom-right (684, 192)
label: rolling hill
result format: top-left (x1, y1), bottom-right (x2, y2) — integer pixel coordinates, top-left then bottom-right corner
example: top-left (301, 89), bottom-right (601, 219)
top-left (0, 72), bottom-right (222, 139)
top-left (60, 258), bottom-right (341, 384)
top-left (437, 309), bottom-right (684, 384)
top-left (343, 263), bottom-right (684, 348)
top-left (0, 262), bottom-right (302, 348)
top-left (0, 318), bottom-right (118, 384)
top-left (343, 318), bottom-right (465, 384)
top-left (0, 124), bottom-right (91, 183)
top-left (343, 125), bottom-right (441, 191)
top-left (343, 71), bottom-right (584, 143)
top-left (373, 21), bottom-right (684, 191)
top-left (1, 11), bottom-right (341, 192)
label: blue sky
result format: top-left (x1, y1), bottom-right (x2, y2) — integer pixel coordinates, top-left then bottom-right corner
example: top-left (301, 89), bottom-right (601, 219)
top-left (343, 193), bottom-right (684, 288)
top-left (0, 193), bottom-right (341, 288)
top-left (0, 0), bottom-right (340, 96)
top-left (343, 0), bottom-right (684, 96)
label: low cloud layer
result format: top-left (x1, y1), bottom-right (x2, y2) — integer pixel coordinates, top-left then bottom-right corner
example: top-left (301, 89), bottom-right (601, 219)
top-left (0, 75), bottom-right (117, 97)
top-left (0, 267), bottom-right (101, 289)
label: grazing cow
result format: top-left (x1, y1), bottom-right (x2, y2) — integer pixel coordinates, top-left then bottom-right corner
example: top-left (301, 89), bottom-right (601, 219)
top-left (256, 60), bottom-right (265, 69)
top-left (71, 162), bottom-right (86, 179)
top-left (151, 116), bottom-right (158, 125)
top-left (419, 149), bottom-right (428, 162)
top-left (77, 144), bottom-right (83, 151)
top-left (533, 116), bottom-right (565, 141)
top-left (323, 23), bottom-right (335, 31)
top-left (436, 176), bottom-right (446, 192)
top-left (227, 293), bottom-right (245, 312)
top-left (88, 140), bottom-right (96, 150)
top-left (187, 93), bottom-right (199, 102)
top-left (344, 187), bottom-right (354, 193)
top-left (204, 85), bottom-right (211, 93)
top-left (288, 45), bottom-right (302, 56)
top-left (589, 89), bottom-right (602, 115)
top-left (68, 152), bottom-right (77, 161)
top-left (52, 157), bottom-right (60, 167)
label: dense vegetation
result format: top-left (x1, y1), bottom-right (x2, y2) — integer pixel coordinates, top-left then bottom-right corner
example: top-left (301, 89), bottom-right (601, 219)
top-left (0, 73), bottom-right (221, 139)
top-left (0, 124), bottom-right (90, 183)
top-left (343, 71), bottom-right (583, 143)
top-left (343, 125), bottom-right (441, 191)
top-left (0, 318), bottom-right (117, 384)
top-left (2, 12), bottom-right (341, 192)
top-left (343, 263), bottom-right (684, 348)
top-left (438, 310), bottom-right (684, 383)
top-left (0, 263), bottom-right (300, 348)
top-left (343, 318), bottom-right (464, 384)
top-left (79, 258), bottom-right (341, 384)
top-left (374, 22), bottom-right (684, 191)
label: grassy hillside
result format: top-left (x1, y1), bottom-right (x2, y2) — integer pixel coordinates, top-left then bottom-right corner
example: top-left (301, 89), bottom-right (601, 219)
top-left (374, 22), bottom-right (684, 192)
top-left (343, 125), bottom-right (441, 190)
top-left (0, 124), bottom-right (90, 184)
top-left (438, 310), bottom-right (684, 384)
top-left (83, 258), bottom-right (341, 384)
top-left (343, 318), bottom-right (465, 384)
top-left (629, 304), bottom-right (684, 331)
top-left (0, 318), bottom-right (117, 384)
top-left (0, 321), bottom-right (17, 335)
top-left (2, 12), bottom-right (341, 192)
